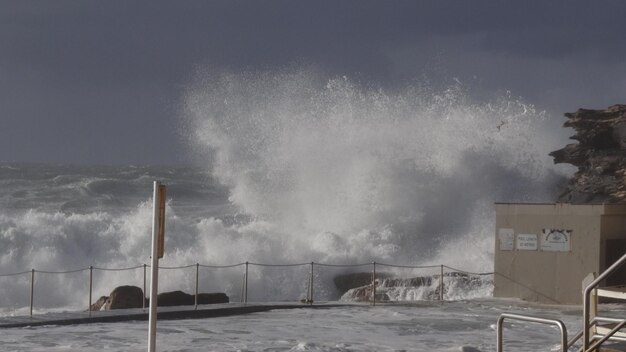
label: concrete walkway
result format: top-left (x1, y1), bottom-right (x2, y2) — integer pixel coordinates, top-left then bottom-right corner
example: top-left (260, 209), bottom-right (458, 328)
top-left (0, 302), bottom-right (352, 329)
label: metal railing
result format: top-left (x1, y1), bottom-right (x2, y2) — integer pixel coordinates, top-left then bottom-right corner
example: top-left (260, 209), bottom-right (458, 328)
top-left (497, 313), bottom-right (568, 352)
top-left (582, 252), bottom-right (626, 350)
top-left (0, 261), bottom-right (493, 317)
top-left (497, 252), bottom-right (626, 352)
top-left (567, 316), bottom-right (626, 351)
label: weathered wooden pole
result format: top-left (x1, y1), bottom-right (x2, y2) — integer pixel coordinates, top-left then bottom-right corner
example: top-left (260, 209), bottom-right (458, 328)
top-left (148, 181), bottom-right (166, 352)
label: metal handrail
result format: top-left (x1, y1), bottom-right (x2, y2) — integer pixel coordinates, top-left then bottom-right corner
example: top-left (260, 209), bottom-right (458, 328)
top-left (497, 313), bottom-right (568, 352)
top-left (583, 252), bottom-right (626, 350)
top-left (586, 319), bottom-right (626, 352)
top-left (567, 317), bottom-right (605, 350)
top-left (568, 329), bottom-right (583, 350)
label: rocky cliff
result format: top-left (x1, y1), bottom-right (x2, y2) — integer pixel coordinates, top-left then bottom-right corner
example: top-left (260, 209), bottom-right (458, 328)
top-left (550, 104), bottom-right (626, 203)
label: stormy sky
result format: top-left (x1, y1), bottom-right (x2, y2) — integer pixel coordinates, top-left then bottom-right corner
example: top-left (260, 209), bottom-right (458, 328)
top-left (1, 1), bottom-right (625, 165)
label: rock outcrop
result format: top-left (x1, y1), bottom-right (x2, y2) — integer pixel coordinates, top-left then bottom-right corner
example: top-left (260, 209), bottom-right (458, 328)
top-left (107, 285), bottom-right (145, 309)
top-left (344, 282), bottom-right (391, 302)
top-left (342, 276), bottom-right (441, 302)
top-left (89, 295), bottom-right (109, 311)
top-left (195, 292), bottom-right (229, 305)
top-left (89, 285), bottom-right (229, 311)
top-left (333, 272), bottom-right (392, 295)
top-left (341, 273), bottom-right (485, 302)
top-left (550, 104), bottom-right (626, 203)
top-left (155, 291), bottom-right (229, 306)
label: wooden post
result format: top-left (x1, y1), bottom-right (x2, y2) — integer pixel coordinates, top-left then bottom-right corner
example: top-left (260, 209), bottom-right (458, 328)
top-left (148, 181), bottom-right (166, 352)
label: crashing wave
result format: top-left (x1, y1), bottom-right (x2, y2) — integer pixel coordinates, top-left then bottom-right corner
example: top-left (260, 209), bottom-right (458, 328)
top-left (340, 273), bottom-right (494, 302)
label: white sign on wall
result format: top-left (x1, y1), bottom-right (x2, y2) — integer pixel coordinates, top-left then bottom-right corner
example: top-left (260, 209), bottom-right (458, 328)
top-left (516, 234), bottom-right (538, 251)
top-left (541, 229), bottom-right (572, 252)
top-left (498, 228), bottom-right (515, 251)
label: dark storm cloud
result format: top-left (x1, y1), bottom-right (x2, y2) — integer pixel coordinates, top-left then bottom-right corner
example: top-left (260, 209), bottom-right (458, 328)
top-left (1, 0), bottom-right (625, 164)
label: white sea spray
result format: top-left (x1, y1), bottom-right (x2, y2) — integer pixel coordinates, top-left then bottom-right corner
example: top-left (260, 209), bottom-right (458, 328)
top-left (0, 71), bottom-right (573, 309)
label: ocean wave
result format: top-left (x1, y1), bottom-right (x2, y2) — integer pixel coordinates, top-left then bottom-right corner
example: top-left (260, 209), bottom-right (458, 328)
top-left (0, 71), bottom-right (573, 309)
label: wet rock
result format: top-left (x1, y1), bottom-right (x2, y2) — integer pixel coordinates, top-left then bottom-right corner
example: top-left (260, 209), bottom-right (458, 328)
top-left (93, 286), bottom-right (229, 310)
top-left (155, 291), bottom-right (229, 306)
top-left (550, 104), bottom-right (626, 203)
top-left (345, 282), bottom-right (391, 302)
top-left (380, 276), bottom-right (433, 288)
top-left (195, 292), bottom-right (229, 305)
top-left (105, 285), bottom-right (145, 310)
top-left (333, 272), bottom-right (392, 295)
top-left (341, 272), bottom-right (485, 302)
top-left (89, 295), bottom-right (109, 311)
top-left (156, 290), bottom-right (195, 306)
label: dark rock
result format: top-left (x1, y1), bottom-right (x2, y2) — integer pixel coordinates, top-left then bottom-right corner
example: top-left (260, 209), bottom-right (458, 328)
top-left (89, 295), bottom-right (109, 311)
top-left (97, 286), bottom-right (229, 310)
top-left (343, 276), bottom-right (439, 302)
top-left (333, 272), bottom-right (392, 295)
top-left (345, 282), bottom-right (391, 302)
top-left (196, 292), bottom-right (229, 304)
top-left (380, 276), bottom-right (433, 288)
top-left (157, 290), bottom-right (194, 306)
top-left (550, 104), bottom-right (626, 203)
top-left (152, 291), bottom-right (229, 307)
top-left (106, 285), bottom-right (145, 310)
top-left (341, 272), bottom-right (484, 302)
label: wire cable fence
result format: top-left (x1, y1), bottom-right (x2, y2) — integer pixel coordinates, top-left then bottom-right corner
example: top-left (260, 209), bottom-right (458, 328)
top-left (0, 261), bottom-right (494, 317)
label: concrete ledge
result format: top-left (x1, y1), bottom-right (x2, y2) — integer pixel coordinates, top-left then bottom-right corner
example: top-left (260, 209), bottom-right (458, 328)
top-left (0, 303), bottom-right (352, 329)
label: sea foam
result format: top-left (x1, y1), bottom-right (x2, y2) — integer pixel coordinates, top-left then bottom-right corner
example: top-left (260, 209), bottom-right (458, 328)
top-left (182, 69), bottom-right (570, 269)
top-left (0, 70), bottom-right (571, 309)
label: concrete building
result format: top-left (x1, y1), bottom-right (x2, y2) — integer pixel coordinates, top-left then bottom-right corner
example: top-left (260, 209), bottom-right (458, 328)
top-left (494, 203), bottom-right (626, 304)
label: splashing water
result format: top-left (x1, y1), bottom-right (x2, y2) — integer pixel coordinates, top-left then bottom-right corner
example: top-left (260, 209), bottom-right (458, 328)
top-left (183, 69), bottom-right (567, 269)
top-left (0, 70), bottom-right (570, 310)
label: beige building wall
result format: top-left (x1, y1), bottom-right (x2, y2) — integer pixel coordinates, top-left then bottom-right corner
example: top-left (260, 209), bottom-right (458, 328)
top-left (493, 203), bottom-right (621, 304)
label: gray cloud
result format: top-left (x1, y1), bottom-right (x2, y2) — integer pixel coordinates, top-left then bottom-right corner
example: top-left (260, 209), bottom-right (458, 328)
top-left (1, 0), bottom-right (625, 164)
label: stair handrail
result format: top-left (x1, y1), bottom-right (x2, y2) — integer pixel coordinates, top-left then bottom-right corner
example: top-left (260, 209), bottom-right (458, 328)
top-left (497, 313), bottom-right (568, 352)
top-left (568, 317), bottom-right (612, 350)
top-left (586, 319), bottom-right (626, 352)
top-left (583, 252), bottom-right (626, 350)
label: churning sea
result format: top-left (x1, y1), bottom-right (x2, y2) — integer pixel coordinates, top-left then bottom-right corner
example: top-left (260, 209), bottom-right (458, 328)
top-left (0, 74), bottom-right (578, 351)
top-left (0, 162), bottom-right (587, 352)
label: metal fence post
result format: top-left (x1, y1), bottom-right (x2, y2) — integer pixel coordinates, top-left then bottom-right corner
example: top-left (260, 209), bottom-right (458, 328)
top-left (143, 264), bottom-right (147, 310)
top-left (244, 262), bottom-right (249, 304)
top-left (372, 262), bottom-right (376, 306)
top-left (309, 262), bottom-right (314, 305)
top-left (29, 269), bottom-right (34, 317)
top-left (89, 266), bottom-right (93, 316)
top-left (440, 265), bottom-right (444, 301)
top-left (194, 263), bottom-right (199, 310)
top-left (240, 273), bottom-right (245, 303)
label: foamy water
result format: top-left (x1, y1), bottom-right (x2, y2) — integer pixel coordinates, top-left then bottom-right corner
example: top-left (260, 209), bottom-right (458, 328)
top-left (0, 300), bottom-right (595, 352)
top-left (1, 72), bottom-right (572, 309)
top-left (183, 70), bottom-right (570, 269)
top-left (0, 71), bottom-right (578, 351)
